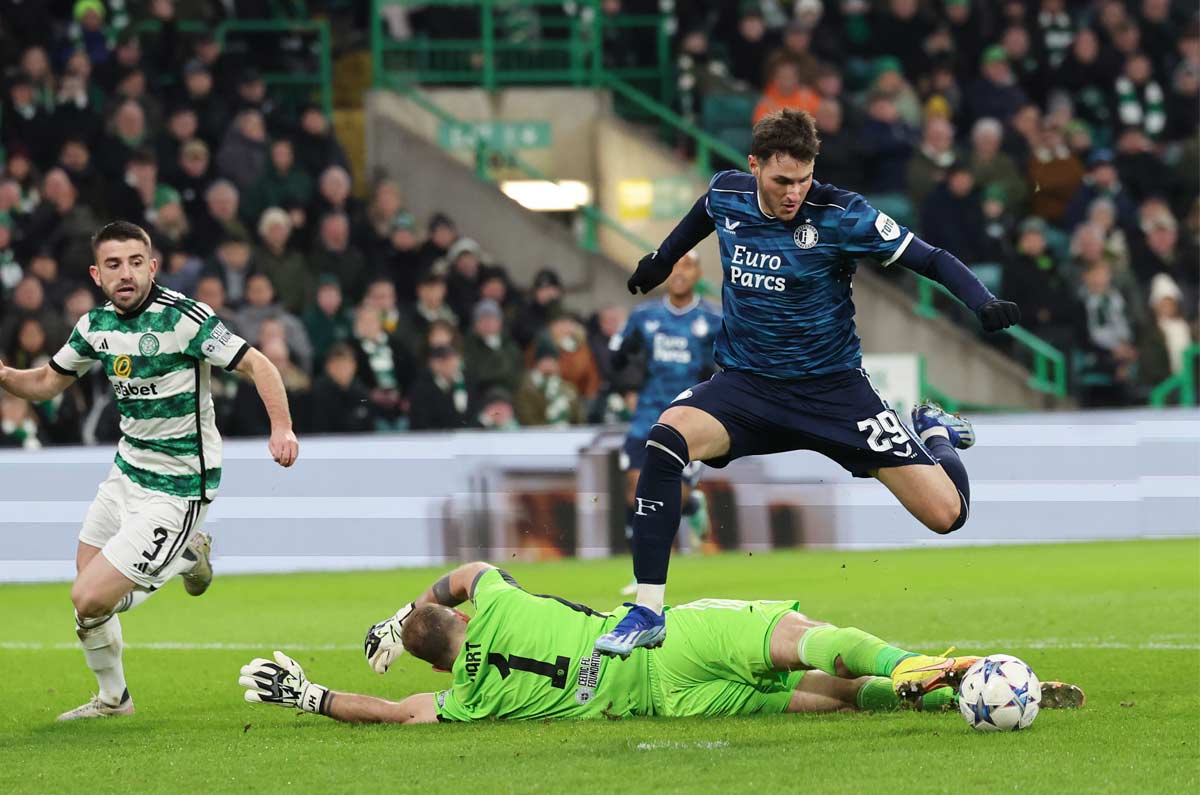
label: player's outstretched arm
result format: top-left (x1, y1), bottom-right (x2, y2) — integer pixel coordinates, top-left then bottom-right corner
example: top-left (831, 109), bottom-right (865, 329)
top-left (418, 561), bottom-right (495, 608)
top-left (240, 650), bottom-right (438, 724)
top-left (893, 236), bottom-right (1021, 332)
top-left (628, 195), bottom-right (714, 294)
top-left (0, 359), bottom-right (76, 402)
top-left (234, 347), bottom-right (299, 467)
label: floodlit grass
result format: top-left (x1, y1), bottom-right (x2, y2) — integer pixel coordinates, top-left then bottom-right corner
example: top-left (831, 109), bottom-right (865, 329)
top-left (1, 539), bottom-right (1197, 793)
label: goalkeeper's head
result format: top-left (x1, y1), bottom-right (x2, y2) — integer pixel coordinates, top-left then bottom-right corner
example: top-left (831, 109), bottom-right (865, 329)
top-left (401, 605), bottom-right (469, 671)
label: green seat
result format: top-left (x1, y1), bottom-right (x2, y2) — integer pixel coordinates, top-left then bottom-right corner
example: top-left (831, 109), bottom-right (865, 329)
top-left (867, 193), bottom-right (916, 230)
top-left (702, 93), bottom-right (757, 133)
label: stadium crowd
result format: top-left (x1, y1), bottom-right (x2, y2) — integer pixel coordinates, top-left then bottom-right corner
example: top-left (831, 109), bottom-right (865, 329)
top-left (672, 0), bottom-right (1198, 405)
top-left (1, 1), bottom-right (1198, 449)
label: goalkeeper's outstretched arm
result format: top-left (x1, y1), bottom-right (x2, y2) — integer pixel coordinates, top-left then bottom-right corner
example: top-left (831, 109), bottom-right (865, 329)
top-left (323, 691), bottom-right (438, 724)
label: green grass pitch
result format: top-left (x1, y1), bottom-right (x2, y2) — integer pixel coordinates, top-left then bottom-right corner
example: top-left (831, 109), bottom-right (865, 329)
top-left (1, 539), bottom-right (1197, 794)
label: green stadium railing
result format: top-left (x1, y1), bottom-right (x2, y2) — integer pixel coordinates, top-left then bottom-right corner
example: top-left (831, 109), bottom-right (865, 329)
top-left (915, 277), bottom-right (1067, 399)
top-left (129, 18), bottom-right (333, 117)
top-left (379, 76), bottom-right (655, 257)
top-left (370, 0), bottom-right (671, 116)
top-left (1148, 343), bottom-right (1200, 407)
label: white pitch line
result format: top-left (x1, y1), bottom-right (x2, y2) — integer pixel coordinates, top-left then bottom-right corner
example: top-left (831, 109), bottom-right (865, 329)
top-left (0, 639), bottom-right (1197, 652)
top-left (635, 741), bottom-right (729, 751)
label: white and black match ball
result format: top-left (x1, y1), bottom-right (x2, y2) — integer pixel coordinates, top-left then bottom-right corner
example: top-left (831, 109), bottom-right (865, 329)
top-left (958, 654), bottom-right (1042, 732)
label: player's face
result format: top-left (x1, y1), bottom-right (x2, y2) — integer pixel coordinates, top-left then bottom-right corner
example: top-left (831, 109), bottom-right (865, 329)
top-left (749, 153), bottom-right (814, 222)
top-left (666, 255), bottom-right (700, 298)
top-left (91, 238), bottom-right (158, 312)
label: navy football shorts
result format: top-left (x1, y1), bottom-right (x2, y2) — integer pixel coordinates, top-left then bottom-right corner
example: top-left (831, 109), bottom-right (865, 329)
top-left (669, 368), bottom-right (935, 478)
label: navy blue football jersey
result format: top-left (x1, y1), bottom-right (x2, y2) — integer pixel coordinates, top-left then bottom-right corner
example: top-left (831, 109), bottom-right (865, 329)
top-left (612, 296), bottom-right (722, 438)
top-left (705, 171), bottom-right (913, 379)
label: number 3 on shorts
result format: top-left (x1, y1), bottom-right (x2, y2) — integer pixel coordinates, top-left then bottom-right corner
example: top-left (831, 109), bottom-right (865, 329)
top-left (142, 527), bottom-right (169, 561)
top-left (856, 410), bottom-right (911, 453)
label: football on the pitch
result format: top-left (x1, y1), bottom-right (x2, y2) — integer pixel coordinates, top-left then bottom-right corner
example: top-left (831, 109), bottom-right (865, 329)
top-left (958, 654), bottom-right (1041, 731)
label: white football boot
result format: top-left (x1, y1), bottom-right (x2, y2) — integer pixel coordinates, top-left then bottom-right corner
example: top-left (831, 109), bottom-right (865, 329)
top-left (57, 690), bottom-right (134, 721)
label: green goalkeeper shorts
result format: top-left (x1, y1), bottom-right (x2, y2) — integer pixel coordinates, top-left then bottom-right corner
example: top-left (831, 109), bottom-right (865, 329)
top-left (648, 598), bottom-right (806, 718)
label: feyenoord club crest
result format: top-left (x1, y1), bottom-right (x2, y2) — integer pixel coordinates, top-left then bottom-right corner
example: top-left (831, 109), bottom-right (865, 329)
top-left (691, 317), bottom-right (709, 337)
top-left (794, 223), bottom-right (819, 249)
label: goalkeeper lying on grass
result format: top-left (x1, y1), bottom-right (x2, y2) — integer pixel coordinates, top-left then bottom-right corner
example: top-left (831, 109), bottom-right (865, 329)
top-left (238, 562), bottom-right (1083, 723)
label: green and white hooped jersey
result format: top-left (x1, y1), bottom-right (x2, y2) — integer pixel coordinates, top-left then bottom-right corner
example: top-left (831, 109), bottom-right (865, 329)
top-left (50, 284), bottom-right (250, 501)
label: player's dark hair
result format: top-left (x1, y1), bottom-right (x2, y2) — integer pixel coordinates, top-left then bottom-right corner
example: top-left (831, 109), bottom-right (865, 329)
top-left (91, 220), bottom-right (151, 253)
top-left (751, 108), bottom-right (821, 164)
top-left (401, 605), bottom-right (463, 669)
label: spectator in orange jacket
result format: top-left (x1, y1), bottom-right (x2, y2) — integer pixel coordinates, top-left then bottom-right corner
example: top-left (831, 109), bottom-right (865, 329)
top-left (753, 54), bottom-right (820, 126)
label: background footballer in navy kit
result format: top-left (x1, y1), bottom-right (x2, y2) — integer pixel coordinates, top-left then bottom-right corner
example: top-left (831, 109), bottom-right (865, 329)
top-left (596, 108), bottom-right (1021, 659)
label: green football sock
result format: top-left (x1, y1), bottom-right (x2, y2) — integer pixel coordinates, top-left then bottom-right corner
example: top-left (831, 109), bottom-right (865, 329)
top-left (919, 687), bottom-right (957, 712)
top-left (855, 677), bottom-right (900, 711)
top-left (798, 624), bottom-right (917, 676)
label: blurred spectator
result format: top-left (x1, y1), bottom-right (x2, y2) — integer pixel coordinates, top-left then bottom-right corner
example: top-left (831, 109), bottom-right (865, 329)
top-left (476, 386), bottom-right (520, 430)
top-left (235, 273), bottom-right (314, 373)
top-left (109, 148), bottom-right (168, 229)
top-left (906, 116), bottom-right (958, 211)
top-left (871, 0), bottom-right (933, 80)
top-left (182, 58), bottom-right (230, 148)
top-left (204, 231), bottom-right (254, 307)
top-left (62, 285), bottom-right (96, 328)
top-left (921, 165), bottom-right (986, 266)
top-left (445, 237), bottom-right (485, 324)
top-left (546, 316), bottom-right (600, 402)
top-left (193, 274), bottom-right (244, 338)
top-left (869, 56), bottom-right (922, 129)
top-left (97, 100), bottom-right (147, 181)
top-left (381, 211), bottom-right (423, 304)
top-left (158, 249), bottom-right (204, 297)
top-left (1131, 205), bottom-right (1199, 298)
top-left (310, 166), bottom-right (364, 241)
top-left (363, 278), bottom-right (405, 341)
top-left (217, 110), bottom-right (269, 194)
top-left (964, 45), bottom-right (1027, 127)
top-left (1008, 217), bottom-right (1077, 346)
top-left (226, 321), bottom-right (311, 437)
top-left (309, 212), bottom-right (368, 305)
top-left (60, 1), bottom-right (109, 67)
top-left (3, 73), bottom-right (54, 167)
top-left (725, 3), bottom-right (778, 88)
top-left (514, 338), bottom-right (584, 427)
top-left (1115, 54), bottom-right (1167, 140)
top-left (191, 28), bottom-right (241, 102)
top-left (233, 69), bottom-right (284, 132)
top-left (409, 271), bottom-right (459, 341)
top-left (773, 17), bottom-right (821, 83)
top-left (812, 99), bottom-right (861, 188)
top-left (979, 185), bottom-right (1016, 264)
top-left (1064, 149), bottom-right (1137, 233)
top-left (1000, 23), bottom-right (1046, 105)
top-left (463, 299), bottom-right (522, 397)
top-left (419, 212), bottom-right (457, 270)
top-left (172, 140), bottom-right (215, 228)
top-left (1166, 25), bottom-right (1200, 140)
top-left (52, 69), bottom-right (103, 153)
top-left (0, 391), bottom-right (42, 449)
top-left (256, 208), bottom-right (310, 314)
top-left (23, 169), bottom-right (98, 276)
top-left (408, 344), bottom-right (472, 431)
top-left (364, 179), bottom-right (404, 265)
top-left (0, 275), bottom-right (63, 353)
top-left (1075, 259), bottom-right (1139, 406)
top-left (753, 54), bottom-right (820, 125)
top-left (302, 275), bottom-right (354, 368)
top-left (857, 92), bottom-right (915, 195)
top-left (478, 265), bottom-right (525, 330)
top-left (513, 268), bottom-right (565, 351)
top-left (309, 342), bottom-right (374, 434)
top-left (157, 106), bottom-right (200, 172)
top-left (588, 303), bottom-right (632, 393)
top-left (1027, 124), bottom-right (1085, 224)
top-left (28, 253), bottom-right (74, 312)
top-left (969, 118), bottom-right (1027, 215)
top-left (675, 26), bottom-right (737, 127)
top-left (1114, 127), bottom-right (1172, 205)
top-left (245, 137), bottom-right (313, 228)
top-left (350, 304), bottom-right (408, 425)
top-left (192, 180), bottom-right (248, 257)
top-left (293, 105), bottom-right (349, 181)
top-left (1054, 28), bottom-right (1117, 135)
top-left (1035, 0), bottom-right (1074, 72)
top-left (8, 316), bottom-right (49, 369)
top-left (1138, 273), bottom-right (1197, 386)
top-left (1071, 222), bottom-right (1142, 318)
top-left (944, 0), bottom-right (984, 85)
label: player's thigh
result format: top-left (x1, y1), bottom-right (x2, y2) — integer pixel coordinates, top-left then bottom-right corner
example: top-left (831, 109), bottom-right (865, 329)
top-left (662, 599), bottom-right (799, 686)
top-left (72, 552), bottom-right (137, 617)
top-left (76, 541), bottom-right (102, 575)
top-left (873, 462), bottom-right (960, 533)
top-left (767, 611), bottom-right (830, 671)
top-left (664, 676), bottom-right (798, 718)
top-left (78, 467), bottom-right (129, 557)
top-left (101, 493), bottom-right (208, 593)
top-left (658, 405), bottom-right (731, 462)
top-left (785, 672), bottom-right (866, 714)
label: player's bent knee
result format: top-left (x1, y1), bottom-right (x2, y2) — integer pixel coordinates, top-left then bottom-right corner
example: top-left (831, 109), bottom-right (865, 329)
top-left (926, 495), bottom-right (966, 535)
top-left (71, 585), bottom-right (115, 619)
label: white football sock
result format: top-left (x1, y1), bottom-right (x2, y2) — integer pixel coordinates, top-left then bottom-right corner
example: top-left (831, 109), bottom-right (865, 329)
top-left (76, 614), bottom-right (127, 705)
top-left (918, 425), bottom-right (949, 444)
top-left (114, 589), bottom-right (152, 614)
top-left (636, 583), bottom-right (666, 615)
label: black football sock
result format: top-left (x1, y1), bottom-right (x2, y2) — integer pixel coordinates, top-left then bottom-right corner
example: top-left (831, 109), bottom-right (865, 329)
top-left (631, 423), bottom-right (688, 599)
top-left (923, 434), bottom-right (970, 531)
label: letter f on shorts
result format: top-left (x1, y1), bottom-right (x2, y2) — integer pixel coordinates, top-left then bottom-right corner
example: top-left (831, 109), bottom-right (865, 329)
top-left (635, 498), bottom-right (665, 516)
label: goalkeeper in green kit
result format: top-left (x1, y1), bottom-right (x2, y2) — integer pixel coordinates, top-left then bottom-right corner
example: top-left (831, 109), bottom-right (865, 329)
top-left (238, 563), bottom-right (1083, 723)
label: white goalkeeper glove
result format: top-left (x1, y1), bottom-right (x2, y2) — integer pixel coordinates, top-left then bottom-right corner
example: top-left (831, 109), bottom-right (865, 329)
top-left (364, 601), bottom-right (416, 674)
top-left (239, 650), bottom-right (329, 714)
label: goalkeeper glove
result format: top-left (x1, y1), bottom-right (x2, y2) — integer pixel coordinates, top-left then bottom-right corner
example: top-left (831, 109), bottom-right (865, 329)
top-left (627, 251), bottom-right (672, 295)
top-left (976, 299), bottom-right (1021, 332)
top-left (239, 650), bottom-right (329, 714)
top-left (364, 601), bottom-right (416, 674)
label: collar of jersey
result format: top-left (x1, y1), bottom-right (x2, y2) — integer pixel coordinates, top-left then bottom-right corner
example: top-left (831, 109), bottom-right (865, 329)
top-left (662, 295), bottom-right (700, 316)
top-left (755, 189), bottom-right (776, 220)
top-left (114, 283), bottom-right (162, 322)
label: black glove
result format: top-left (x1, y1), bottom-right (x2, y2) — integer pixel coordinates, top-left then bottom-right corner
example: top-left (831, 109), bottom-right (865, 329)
top-left (977, 299), bottom-right (1021, 332)
top-left (627, 251), bottom-right (672, 295)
